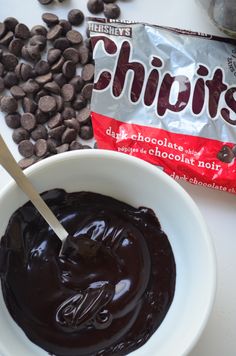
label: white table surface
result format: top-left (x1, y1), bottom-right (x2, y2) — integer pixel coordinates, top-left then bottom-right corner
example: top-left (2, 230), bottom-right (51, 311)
top-left (0, 1), bottom-right (236, 355)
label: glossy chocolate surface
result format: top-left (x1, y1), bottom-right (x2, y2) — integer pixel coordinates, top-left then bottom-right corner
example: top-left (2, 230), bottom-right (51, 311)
top-left (0, 190), bottom-right (176, 356)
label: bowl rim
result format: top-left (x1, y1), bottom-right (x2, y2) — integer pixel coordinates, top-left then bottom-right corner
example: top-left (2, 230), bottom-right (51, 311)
top-left (0, 149), bottom-right (217, 356)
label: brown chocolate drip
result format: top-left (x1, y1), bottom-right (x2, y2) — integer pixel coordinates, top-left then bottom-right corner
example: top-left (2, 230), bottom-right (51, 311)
top-left (0, 190), bottom-right (176, 356)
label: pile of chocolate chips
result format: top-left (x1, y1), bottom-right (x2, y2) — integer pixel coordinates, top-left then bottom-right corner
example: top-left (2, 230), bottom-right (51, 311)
top-left (38, 0), bottom-right (122, 20)
top-left (0, 10), bottom-right (97, 169)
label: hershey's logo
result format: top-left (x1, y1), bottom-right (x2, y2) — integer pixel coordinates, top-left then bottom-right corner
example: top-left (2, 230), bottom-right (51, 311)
top-left (89, 23), bottom-right (132, 38)
top-left (92, 36), bottom-right (236, 126)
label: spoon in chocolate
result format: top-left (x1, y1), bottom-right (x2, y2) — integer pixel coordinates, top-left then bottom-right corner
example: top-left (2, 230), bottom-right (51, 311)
top-left (0, 134), bottom-right (68, 242)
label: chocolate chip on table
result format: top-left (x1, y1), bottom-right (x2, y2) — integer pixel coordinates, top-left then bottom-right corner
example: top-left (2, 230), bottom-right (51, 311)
top-left (4, 72), bottom-right (18, 89)
top-left (62, 60), bottom-right (76, 79)
top-left (48, 125), bottom-right (66, 140)
top-left (61, 128), bottom-right (77, 144)
top-left (8, 38), bottom-right (24, 56)
top-left (81, 83), bottom-right (93, 100)
top-left (0, 23), bottom-right (6, 38)
top-left (12, 127), bottom-right (30, 144)
top-left (31, 124), bottom-right (48, 141)
top-left (66, 30), bottom-right (83, 45)
top-left (53, 37), bottom-right (70, 51)
top-left (0, 31), bottom-right (14, 46)
top-left (4, 17), bottom-right (18, 32)
top-left (79, 125), bottom-right (93, 140)
top-left (59, 20), bottom-right (72, 35)
top-left (61, 83), bottom-right (75, 102)
top-left (15, 23), bottom-right (31, 39)
top-left (5, 112), bottom-right (21, 129)
top-left (62, 106), bottom-right (75, 120)
top-left (64, 118), bottom-right (80, 130)
top-left (70, 76), bottom-right (84, 93)
top-left (78, 45), bottom-right (91, 65)
top-left (20, 113), bottom-right (37, 131)
top-left (47, 112), bottom-right (62, 129)
top-left (217, 145), bottom-right (235, 163)
top-left (35, 139), bottom-right (48, 157)
top-left (2, 53), bottom-right (18, 71)
top-left (0, 96), bottom-right (18, 113)
top-left (47, 24), bottom-right (63, 41)
top-left (42, 13), bottom-right (59, 27)
top-left (63, 47), bottom-right (79, 64)
top-left (38, 95), bottom-right (57, 113)
top-left (56, 143), bottom-right (69, 154)
top-left (76, 106), bottom-right (91, 125)
top-left (10, 85), bottom-right (25, 99)
top-left (44, 81), bottom-right (61, 94)
top-left (54, 94), bottom-right (64, 111)
top-left (104, 3), bottom-right (121, 19)
top-left (22, 97), bottom-right (37, 114)
top-left (35, 109), bottom-right (49, 124)
top-left (31, 25), bottom-right (48, 37)
top-left (82, 63), bottom-right (95, 82)
top-left (35, 60), bottom-right (50, 76)
top-left (53, 73), bottom-right (67, 87)
top-left (18, 139), bottom-right (34, 158)
top-left (35, 72), bottom-right (53, 85)
top-left (47, 48), bottom-right (61, 64)
top-left (38, 0), bottom-right (54, 5)
top-left (69, 140), bottom-right (83, 150)
top-left (67, 9), bottom-right (84, 26)
top-left (18, 156), bottom-right (37, 170)
top-left (20, 63), bottom-right (34, 82)
top-left (47, 138), bottom-right (58, 153)
top-left (87, 0), bottom-right (104, 14)
top-left (21, 79), bottom-right (40, 95)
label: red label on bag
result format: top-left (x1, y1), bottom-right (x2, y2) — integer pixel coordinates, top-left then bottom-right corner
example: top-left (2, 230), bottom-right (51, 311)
top-left (92, 111), bottom-right (236, 193)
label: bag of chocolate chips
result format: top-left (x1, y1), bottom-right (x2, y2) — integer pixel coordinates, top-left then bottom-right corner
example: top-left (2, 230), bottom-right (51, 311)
top-left (89, 18), bottom-right (236, 194)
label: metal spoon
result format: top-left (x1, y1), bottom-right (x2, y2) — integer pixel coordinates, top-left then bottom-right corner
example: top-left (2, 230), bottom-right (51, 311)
top-left (0, 134), bottom-right (68, 242)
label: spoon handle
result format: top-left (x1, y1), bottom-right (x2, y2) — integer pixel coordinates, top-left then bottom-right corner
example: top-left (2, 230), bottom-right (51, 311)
top-left (0, 135), bottom-right (68, 240)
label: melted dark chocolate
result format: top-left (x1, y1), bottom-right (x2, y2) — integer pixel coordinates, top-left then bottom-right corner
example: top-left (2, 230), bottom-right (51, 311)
top-left (0, 190), bottom-right (176, 356)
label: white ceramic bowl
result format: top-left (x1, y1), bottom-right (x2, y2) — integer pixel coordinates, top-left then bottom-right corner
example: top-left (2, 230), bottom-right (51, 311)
top-left (0, 150), bottom-right (216, 356)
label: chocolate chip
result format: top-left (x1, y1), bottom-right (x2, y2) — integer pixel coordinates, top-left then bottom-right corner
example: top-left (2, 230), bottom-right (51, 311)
top-left (0, 96), bottom-right (18, 113)
top-left (0, 63), bottom-right (4, 77)
top-left (76, 106), bottom-right (91, 125)
top-left (8, 38), bottom-right (24, 57)
top-left (47, 48), bottom-right (61, 65)
top-left (79, 125), bottom-right (93, 140)
top-left (217, 145), bottom-right (234, 163)
top-left (20, 63), bottom-right (34, 81)
top-left (81, 83), bottom-right (93, 100)
top-left (66, 30), bottom-right (83, 45)
top-left (35, 60), bottom-right (50, 76)
top-left (4, 17), bottom-right (18, 31)
top-left (64, 118), bottom-right (80, 131)
top-left (62, 107), bottom-right (75, 120)
top-left (35, 109), bottom-right (49, 124)
top-left (47, 138), bottom-right (58, 153)
top-left (47, 25), bottom-right (63, 41)
top-left (35, 139), bottom-right (48, 157)
top-left (21, 79), bottom-right (40, 94)
top-left (0, 78), bottom-right (4, 93)
top-left (82, 63), bottom-right (95, 82)
top-left (0, 23), bottom-right (6, 38)
top-left (47, 113), bottom-right (62, 129)
top-left (20, 113), bottom-right (37, 131)
top-left (78, 45), bottom-right (91, 65)
top-left (72, 95), bottom-right (87, 111)
top-left (15, 23), bottom-right (30, 39)
top-left (63, 47), bottom-right (80, 64)
top-left (56, 143), bottom-right (69, 154)
top-left (54, 94), bottom-right (64, 112)
top-left (61, 128), bottom-right (77, 144)
top-left (38, 0), bottom-right (53, 4)
top-left (5, 112), bottom-right (21, 129)
top-left (10, 85), bottom-right (25, 99)
top-left (18, 140), bottom-right (34, 158)
top-left (38, 95), bottom-right (57, 113)
top-left (4, 72), bottom-right (18, 88)
top-left (0, 31), bottom-right (14, 46)
top-left (70, 76), bottom-right (84, 93)
top-left (22, 97), bottom-right (37, 113)
top-left (87, 0), bottom-right (104, 14)
top-left (49, 125), bottom-right (66, 140)
top-left (26, 44), bottom-right (41, 61)
top-left (35, 72), bottom-right (53, 85)
top-left (18, 156), bottom-right (37, 170)
top-left (62, 60), bottom-right (76, 79)
top-left (42, 13), bottom-right (59, 27)
top-left (2, 53), bottom-right (18, 71)
top-left (67, 9), bottom-right (84, 26)
top-left (12, 127), bottom-right (30, 143)
top-left (104, 3), bottom-right (121, 19)
top-left (31, 124), bottom-right (48, 141)
top-left (70, 140), bottom-right (83, 150)
top-left (51, 56), bottom-right (65, 73)
top-left (61, 83), bottom-right (75, 102)
top-left (53, 73), bottom-right (67, 87)
top-left (35, 89), bottom-right (48, 102)
top-left (44, 81), bottom-right (60, 94)
top-left (59, 20), bottom-right (72, 35)
top-left (31, 25), bottom-right (48, 37)
top-left (29, 35), bottom-right (47, 51)
top-left (53, 37), bottom-right (70, 51)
